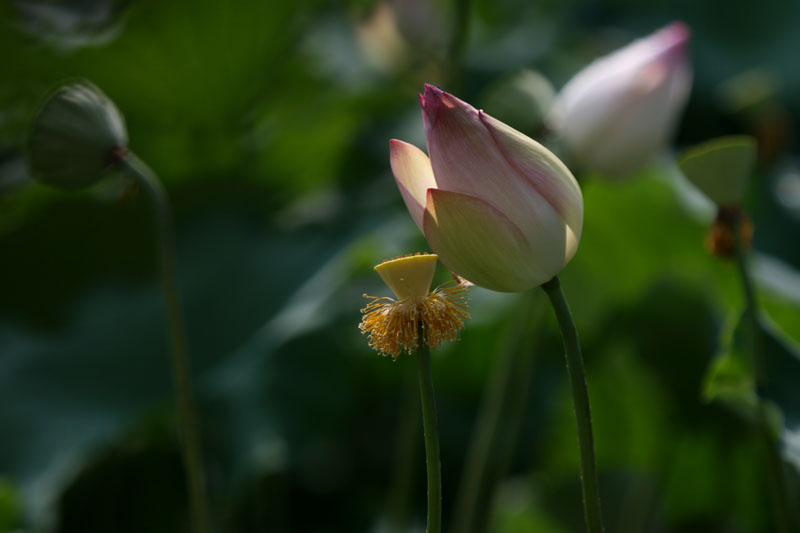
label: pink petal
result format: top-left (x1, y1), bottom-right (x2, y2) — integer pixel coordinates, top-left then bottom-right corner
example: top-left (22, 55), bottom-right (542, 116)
top-left (422, 86), bottom-right (563, 236)
top-left (420, 86), bottom-right (574, 273)
top-left (478, 111), bottom-right (583, 264)
top-left (389, 139), bottom-right (437, 231)
top-left (550, 22), bottom-right (692, 177)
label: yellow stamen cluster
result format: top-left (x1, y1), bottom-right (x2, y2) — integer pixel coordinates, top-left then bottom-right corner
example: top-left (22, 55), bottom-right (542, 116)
top-left (359, 282), bottom-right (470, 359)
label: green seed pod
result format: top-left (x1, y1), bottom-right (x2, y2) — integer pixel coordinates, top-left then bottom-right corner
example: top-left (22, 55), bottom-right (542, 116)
top-left (27, 81), bottom-right (128, 189)
top-left (678, 135), bottom-right (757, 207)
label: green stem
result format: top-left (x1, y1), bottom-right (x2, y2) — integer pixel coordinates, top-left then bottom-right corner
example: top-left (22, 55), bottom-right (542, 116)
top-left (732, 220), bottom-right (791, 533)
top-left (541, 276), bottom-right (604, 533)
top-left (416, 337), bottom-right (442, 533)
top-left (119, 152), bottom-right (211, 533)
top-left (732, 219), bottom-right (765, 387)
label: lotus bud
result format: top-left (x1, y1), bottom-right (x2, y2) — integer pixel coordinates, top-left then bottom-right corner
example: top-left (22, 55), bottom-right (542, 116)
top-left (390, 84), bottom-right (583, 293)
top-left (550, 22), bottom-right (692, 178)
top-left (678, 135), bottom-right (757, 207)
top-left (27, 81), bottom-right (128, 189)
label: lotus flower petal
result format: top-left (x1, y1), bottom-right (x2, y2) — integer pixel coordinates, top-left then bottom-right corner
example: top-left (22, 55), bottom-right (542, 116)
top-left (388, 84), bottom-right (584, 292)
top-left (550, 22), bottom-right (692, 178)
top-left (420, 85), bottom-right (569, 277)
top-left (422, 189), bottom-right (547, 292)
top-left (389, 139), bottom-right (437, 231)
top-left (421, 84), bottom-right (532, 210)
top-left (478, 111), bottom-right (583, 264)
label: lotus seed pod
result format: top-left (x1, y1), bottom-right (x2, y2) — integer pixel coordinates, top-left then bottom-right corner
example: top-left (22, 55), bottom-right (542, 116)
top-left (28, 81), bottom-right (128, 189)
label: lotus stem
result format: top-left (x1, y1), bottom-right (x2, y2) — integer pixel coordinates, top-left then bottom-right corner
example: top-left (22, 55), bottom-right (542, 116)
top-left (118, 151), bottom-right (211, 533)
top-left (416, 335), bottom-right (442, 533)
top-left (732, 218), bottom-right (792, 533)
top-left (542, 276), bottom-right (604, 533)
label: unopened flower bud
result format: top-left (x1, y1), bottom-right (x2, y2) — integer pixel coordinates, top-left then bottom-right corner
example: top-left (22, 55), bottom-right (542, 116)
top-left (550, 22), bottom-right (692, 178)
top-left (27, 81), bottom-right (128, 189)
top-left (390, 84), bottom-right (583, 293)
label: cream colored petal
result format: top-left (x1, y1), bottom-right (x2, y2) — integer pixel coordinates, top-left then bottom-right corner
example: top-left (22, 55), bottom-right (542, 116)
top-left (389, 139), bottom-right (437, 232)
top-left (420, 87), bottom-right (571, 277)
top-left (422, 189), bottom-right (548, 292)
top-left (479, 111), bottom-right (583, 250)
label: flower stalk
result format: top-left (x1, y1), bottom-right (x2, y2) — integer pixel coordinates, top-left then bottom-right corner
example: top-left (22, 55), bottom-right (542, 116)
top-left (117, 151), bottom-right (210, 533)
top-left (541, 276), bottom-right (604, 533)
top-left (360, 254), bottom-right (470, 533)
top-left (731, 217), bottom-right (792, 533)
top-left (416, 331), bottom-right (442, 533)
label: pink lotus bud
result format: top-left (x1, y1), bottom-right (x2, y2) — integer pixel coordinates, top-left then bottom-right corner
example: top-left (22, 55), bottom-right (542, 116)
top-left (550, 22), bottom-right (692, 178)
top-left (390, 84), bottom-right (583, 292)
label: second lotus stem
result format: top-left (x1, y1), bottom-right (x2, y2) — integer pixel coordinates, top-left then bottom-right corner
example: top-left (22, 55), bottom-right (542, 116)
top-left (416, 331), bottom-right (442, 533)
top-left (118, 151), bottom-right (211, 533)
top-left (542, 276), bottom-right (604, 533)
top-left (731, 218), bottom-right (792, 533)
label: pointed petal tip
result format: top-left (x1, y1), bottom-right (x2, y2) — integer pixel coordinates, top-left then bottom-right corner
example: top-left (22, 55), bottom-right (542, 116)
top-left (389, 138), bottom-right (404, 159)
top-left (658, 21), bottom-right (690, 58)
top-left (421, 83), bottom-right (445, 123)
top-left (389, 139), bottom-right (422, 161)
top-left (423, 83), bottom-right (443, 98)
top-left (664, 21), bottom-right (690, 41)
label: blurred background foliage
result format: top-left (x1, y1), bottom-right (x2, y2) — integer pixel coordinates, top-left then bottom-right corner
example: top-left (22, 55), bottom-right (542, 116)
top-left (1, 0), bottom-right (799, 531)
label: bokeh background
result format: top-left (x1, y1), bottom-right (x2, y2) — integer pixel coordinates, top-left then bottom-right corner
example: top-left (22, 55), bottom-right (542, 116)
top-left (1, 0), bottom-right (799, 531)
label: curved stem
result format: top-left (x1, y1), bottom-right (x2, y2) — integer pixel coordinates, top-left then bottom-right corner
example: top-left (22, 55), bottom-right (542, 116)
top-left (119, 152), bottom-right (211, 533)
top-left (732, 220), bottom-right (791, 533)
top-left (541, 277), bottom-right (604, 533)
top-left (416, 337), bottom-right (442, 533)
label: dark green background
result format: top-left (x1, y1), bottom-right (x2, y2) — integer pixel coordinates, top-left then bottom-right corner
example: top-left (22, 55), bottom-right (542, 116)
top-left (1, 0), bottom-right (799, 531)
